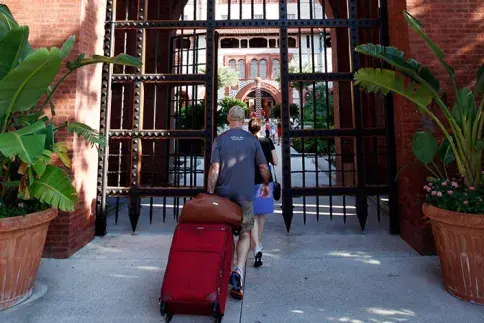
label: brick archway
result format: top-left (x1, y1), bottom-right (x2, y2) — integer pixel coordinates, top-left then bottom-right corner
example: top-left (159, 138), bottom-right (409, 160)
top-left (235, 81), bottom-right (281, 104)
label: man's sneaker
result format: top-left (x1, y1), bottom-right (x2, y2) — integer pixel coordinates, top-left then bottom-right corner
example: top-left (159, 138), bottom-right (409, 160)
top-left (229, 271), bottom-right (244, 300)
top-left (254, 251), bottom-right (263, 268)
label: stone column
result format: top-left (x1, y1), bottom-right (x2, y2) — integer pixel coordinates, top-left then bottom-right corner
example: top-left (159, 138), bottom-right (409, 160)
top-left (255, 77), bottom-right (263, 119)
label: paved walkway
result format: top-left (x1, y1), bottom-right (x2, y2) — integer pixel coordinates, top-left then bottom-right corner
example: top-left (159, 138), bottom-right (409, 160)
top-left (3, 210), bottom-right (484, 323)
top-left (3, 138), bottom-right (484, 322)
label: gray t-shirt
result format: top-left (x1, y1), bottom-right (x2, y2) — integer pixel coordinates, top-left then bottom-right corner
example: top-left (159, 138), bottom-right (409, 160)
top-left (211, 128), bottom-right (267, 201)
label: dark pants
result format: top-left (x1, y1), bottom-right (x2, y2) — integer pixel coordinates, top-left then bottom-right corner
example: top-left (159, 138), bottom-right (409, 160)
top-left (265, 129), bottom-right (270, 138)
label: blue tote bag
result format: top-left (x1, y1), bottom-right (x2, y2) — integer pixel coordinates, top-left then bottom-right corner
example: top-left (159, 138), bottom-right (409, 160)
top-left (253, 182), bottom-right (274, 215)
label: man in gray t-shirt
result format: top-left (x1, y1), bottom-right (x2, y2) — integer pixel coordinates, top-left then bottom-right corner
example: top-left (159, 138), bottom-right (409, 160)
top-left (207, 105), bottom-right (271, 300)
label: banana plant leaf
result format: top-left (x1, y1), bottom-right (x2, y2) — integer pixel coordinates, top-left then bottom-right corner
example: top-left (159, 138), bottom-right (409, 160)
top-left (66, 53), bottom-right (142, 71)
top-left (404, 10), bottom-right (455, 78)
top-left (412, 131), bottom-right (438, 165)
top-left (13, 111), bottom-right (44, 127)
top-left (0, 26), bottom-right (29, 80)
top-left (0, 21), bottom-right (8, 39)
top-left (0, 47), bottom-right (63, 122)
top-left (476, 64), bottom-right (484, 96)
top-left (0, 5), bottom-right (34, 60)
top-left (354, 68), bottom-right (433, 110)
top-left (355, 43), bottom-right (439, 94)
top-left (32, 149), bottom-right (52, 177)
top-left (60, 35), bottom-right (75, 59)
top-left (30, 165), bottom-right (77, 211)
top-left (0, 120), bottom-right (46, 164)
top-left (0, 5), bottom-right (18, 29)
top-left (438, 138), bottom-right (455, 165)
top-left (476, 141), bottom-right (484, 151)
top-left (53, 142), bottom-right (71, 168)
top-left (452, 88), bottom-right (476, 128)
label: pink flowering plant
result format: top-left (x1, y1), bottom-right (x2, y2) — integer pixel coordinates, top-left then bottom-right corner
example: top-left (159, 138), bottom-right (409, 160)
top-left (424, 178), bottom-right (484, 214)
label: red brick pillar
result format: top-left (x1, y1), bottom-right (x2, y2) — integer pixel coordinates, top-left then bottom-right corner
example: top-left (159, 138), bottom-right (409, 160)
top-left (8, 0), bottom-right (106, 258)
top-left (387, 0), bottom-right (483, 254)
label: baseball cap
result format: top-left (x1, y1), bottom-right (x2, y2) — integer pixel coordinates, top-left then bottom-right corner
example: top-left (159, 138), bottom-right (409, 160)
top-left (227, 105), bottom-right (245, 121)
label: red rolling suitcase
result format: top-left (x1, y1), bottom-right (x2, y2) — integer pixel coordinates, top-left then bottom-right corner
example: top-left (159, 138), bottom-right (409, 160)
top-left (160, 223), bottom-right (233, 323)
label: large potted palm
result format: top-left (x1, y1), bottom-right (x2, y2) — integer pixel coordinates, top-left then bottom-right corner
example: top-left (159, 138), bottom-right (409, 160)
top-left (354, 11), bottom-right (484, 304)
top-left (0, 5), bottom-right (141, 310)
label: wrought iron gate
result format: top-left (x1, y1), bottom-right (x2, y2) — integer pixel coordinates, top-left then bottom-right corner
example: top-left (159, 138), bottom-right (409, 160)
top-left (96, 0), bottom-right (398, 235)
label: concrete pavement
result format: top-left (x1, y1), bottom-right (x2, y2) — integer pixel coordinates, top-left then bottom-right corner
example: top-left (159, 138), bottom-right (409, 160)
top-left (2, 209), bottom-right (484, 323)
top-left (3, 140), bottom-right (484, 322)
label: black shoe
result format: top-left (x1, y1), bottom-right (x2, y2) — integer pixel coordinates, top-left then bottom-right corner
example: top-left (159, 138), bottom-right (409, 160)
top-left (229, 271), bottom-right (244, 300)
top-left (254, 251), bottom-right (263, 268)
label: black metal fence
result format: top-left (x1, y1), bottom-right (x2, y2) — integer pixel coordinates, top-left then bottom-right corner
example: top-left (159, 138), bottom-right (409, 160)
top-left (96, 0), bottom-right (398, 235)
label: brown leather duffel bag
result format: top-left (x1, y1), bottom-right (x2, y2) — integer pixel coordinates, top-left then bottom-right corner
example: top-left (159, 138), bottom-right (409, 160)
top-left (179, 193), bottom-right (242, 229)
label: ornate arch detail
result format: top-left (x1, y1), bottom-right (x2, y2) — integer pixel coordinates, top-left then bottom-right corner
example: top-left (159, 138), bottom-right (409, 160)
top-left (235, 81), bottom-right (281, 104)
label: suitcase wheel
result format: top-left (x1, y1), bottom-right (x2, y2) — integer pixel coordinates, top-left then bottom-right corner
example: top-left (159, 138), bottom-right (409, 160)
top-left (160, 302), bottom-right (167, 316)
top-left (212, 302), bottom-right (220, 318)
top-left (165, 313), bottom-right (174, 323)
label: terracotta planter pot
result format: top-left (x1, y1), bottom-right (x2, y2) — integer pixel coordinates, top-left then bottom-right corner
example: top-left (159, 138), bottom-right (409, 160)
top-left (422, 203), bottom-right (484, 305)
top-left (0, 208), bottom-right (57, 310)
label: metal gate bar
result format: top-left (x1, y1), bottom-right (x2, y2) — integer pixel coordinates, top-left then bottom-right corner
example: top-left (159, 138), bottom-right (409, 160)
top-left (96, 0), bottom-right (398, 234)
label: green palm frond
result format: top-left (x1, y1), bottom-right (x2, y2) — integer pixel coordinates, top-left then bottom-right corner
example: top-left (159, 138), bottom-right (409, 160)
top-left (67, 122), bottom-right (106, 147)
top-left (30, 165), bottom-right (77, 211)
top-left (355, 44), bottom-right (440, 94)
top-left (354, 68), bottom-right (433, 110)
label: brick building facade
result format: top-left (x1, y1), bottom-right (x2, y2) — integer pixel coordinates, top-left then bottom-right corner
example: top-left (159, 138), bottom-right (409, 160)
top-left (5, 0), bottom-right (483, 257)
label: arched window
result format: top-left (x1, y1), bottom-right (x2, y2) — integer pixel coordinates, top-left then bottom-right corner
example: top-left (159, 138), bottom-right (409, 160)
top-left (228, 59), bottom-right (236, 71)
top-left (288, 37), bottom-right (297, 48)
top-left (250, 59), bottom-right (258, 79)
top-left (238, 59), bottom-right (245, 79)
top-left (249, 38), bottom-right (268, 48)
top-left (221, 38), bottom-right (239, 48)
top-left (272, 59), bottom-right (280, 79)
top-left (259, 59), bottom-right (267, 79)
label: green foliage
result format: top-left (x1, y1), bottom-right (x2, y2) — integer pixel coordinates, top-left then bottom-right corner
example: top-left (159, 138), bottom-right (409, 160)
top-left (217, 66), bottom-right (239, 89)
top-left (201, 66), bottom-right (239, 90)
top-left (302, 83), bottom-right (334, 128)
top-left (217, 97), bottom-right (248, 130)
top-left (0, 5), bottom-right (141, 216)
top-left (0, 26), bottom-right (29, 79)
top-left (0, 199), bottom-right (48, 219)
top-left (271, 103), bottom-right (299, 119)
top-left (412, 131), bottom-right (438, 165)
top-left (67, 122), bottom-right (106, 147)
top-left (30, 165), bottom-right (77, 211)
top-left (177, 103), bottom-right (205, 132)
top-left (354, 68), bottom-right (433, 110)
top-left (0, 46), bottom-right (63, 129)
top-left (0, 121), bottom-right (46, 164)
top-left (476, 65), bottom-right (484, 96)
top-left (175, 97), bottom-right (248, 133)
top-left (355, 10), bottom-right (484, 200)
top-left (292, 137), bottom-right (335, 157)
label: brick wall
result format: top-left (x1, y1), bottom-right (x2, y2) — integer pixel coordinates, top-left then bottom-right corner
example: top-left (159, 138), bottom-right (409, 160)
top-left (6, 0), bottom-right (106, 258)
top-left (387, 0), bottom-right (484, 254)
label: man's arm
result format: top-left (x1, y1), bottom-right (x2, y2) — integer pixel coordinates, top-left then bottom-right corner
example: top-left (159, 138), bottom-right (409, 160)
top-left (207, 163), bottom-right (220, 194)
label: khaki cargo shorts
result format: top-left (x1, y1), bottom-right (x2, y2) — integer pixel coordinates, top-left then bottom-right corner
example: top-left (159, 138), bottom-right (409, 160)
top-left (238, 200), bottom-right (254, 233)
